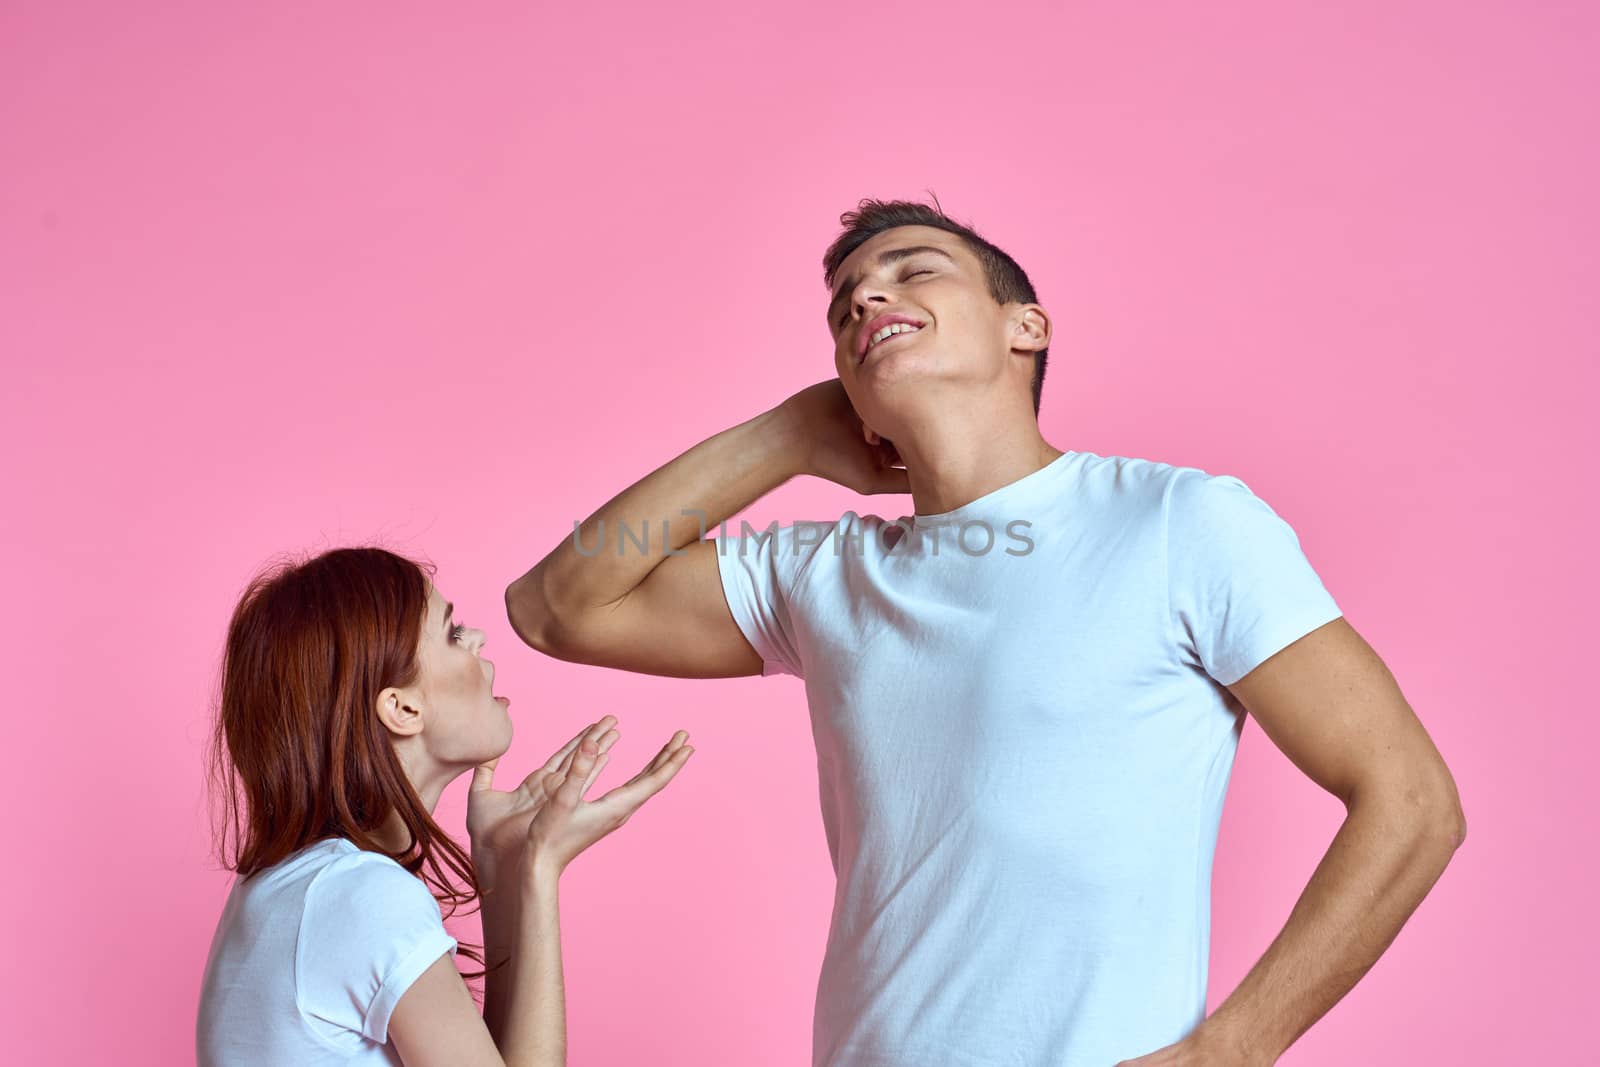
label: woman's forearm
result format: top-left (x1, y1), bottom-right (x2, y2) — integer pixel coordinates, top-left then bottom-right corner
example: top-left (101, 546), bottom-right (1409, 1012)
top-left (498, 862), bottom-right (567, 1067)
top-left (478, 871), bottom-right (520, 1046)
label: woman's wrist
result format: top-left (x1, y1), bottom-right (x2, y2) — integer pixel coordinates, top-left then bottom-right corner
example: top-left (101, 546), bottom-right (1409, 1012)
top-left (519, 852), bottom-right (564, 898)
top-left (472, 842), bottom-right (518, 897)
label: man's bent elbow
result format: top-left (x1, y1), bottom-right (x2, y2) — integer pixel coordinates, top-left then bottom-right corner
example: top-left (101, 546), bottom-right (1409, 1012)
top-left (1443, 794), bottom-right (1467, 852)
top-left (1423, 776), bottom-right (1467, 858)
top-left (1363, 766), bottom-right (1466, 861)
top-left (1431, 763), bottom-right (1467, 852)
top-left (505, 576), bottom-right (561, 655)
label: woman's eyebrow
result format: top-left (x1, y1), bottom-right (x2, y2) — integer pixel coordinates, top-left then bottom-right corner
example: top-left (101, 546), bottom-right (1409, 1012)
top-left (443, 602), bottom-right (454, 632)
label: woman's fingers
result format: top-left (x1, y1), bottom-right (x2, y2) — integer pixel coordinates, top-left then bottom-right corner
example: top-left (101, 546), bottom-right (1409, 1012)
top-left (620, 731), bottom-right (690, 786)
top-left (624, 744), bottom-right (695, 805)
top-left (596, 732), bottom-right (694, 813)
top-left (470, 757), bottom-right (500, 795)
top-left (521, 719), bottom-right (618, 795)
top-left (524, 731), bottom-right (694, 873)
top-left (562, 727), bottom-right (619, 775)
top-left (582, 751), bottom-right (611, 793)
top-left (541, 715), bottom-right (619, 774)
top-left (551, 739), bottom-right (601, 810)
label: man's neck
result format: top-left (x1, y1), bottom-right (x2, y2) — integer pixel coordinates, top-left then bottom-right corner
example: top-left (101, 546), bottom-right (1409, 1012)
top-left (894, 406), bottom-right (1064, 517)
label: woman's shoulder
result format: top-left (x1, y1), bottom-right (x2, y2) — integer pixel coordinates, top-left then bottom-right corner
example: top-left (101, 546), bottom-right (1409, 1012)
top-left (236, 838), bottom-right (433, 920)
top-left (293, 843), bottom-right (459, 1050)
top-left (301, 840), bottom-right (435, 912)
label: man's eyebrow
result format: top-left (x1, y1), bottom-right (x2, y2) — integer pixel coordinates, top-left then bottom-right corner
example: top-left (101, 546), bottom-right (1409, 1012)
top-left (828, 245), bottom-right (958, 325)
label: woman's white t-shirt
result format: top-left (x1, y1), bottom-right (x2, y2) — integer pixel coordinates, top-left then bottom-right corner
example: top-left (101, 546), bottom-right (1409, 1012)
top-left (197, 836), bottom-right (459, 1065)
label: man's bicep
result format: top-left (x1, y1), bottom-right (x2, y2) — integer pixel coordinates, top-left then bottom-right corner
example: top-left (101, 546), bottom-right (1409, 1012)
top-left (388, 953), bottom-right (503, 1067)
top-left (555, 538), bottom-right (765, 679)
top-left (1226, 617), bottom-right (1459, 811)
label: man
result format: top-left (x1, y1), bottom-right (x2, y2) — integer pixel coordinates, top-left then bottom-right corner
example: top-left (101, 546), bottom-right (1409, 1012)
top-left (505, 198), bottom-right (1466, 1065)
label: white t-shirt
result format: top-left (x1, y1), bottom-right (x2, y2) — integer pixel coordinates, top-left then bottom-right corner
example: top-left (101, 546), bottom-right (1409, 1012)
top-left (714, 450), bottom-right (1343, 1067)
top-left (197, 836), bottom-right (459, 1065)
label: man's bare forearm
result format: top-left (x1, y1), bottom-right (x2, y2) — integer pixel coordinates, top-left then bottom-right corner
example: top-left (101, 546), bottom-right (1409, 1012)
top-left (506, 407), bottom-right (801, 631)
top-left (1193, 787), bottom-right (1464, 1063)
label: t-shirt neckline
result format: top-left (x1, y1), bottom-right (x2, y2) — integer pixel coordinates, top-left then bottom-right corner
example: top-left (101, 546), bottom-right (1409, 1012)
top-left (909, 450), bottom-right (1076, 528)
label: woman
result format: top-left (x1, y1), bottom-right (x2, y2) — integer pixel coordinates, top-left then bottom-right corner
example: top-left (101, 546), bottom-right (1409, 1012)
top-left (197, 546), bottom-right (694, 1065)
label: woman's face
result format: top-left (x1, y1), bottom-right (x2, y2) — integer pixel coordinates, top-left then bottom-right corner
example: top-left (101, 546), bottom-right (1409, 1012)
top-left (398, 583), bottom-right (514, 767)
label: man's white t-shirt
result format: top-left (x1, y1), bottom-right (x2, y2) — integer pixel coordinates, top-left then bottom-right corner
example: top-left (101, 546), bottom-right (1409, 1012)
top-left (197, 836), bottom-right (459, 1065)
top-left (714, 450), bottom-right (1343, 1067)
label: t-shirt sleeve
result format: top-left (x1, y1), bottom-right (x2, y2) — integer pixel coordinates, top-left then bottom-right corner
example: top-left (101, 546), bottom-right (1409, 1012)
top-left (713, 518), bottom-right (841, 679)
top-left (1164, 469), bottom-right (1343, 686)
top-left (296, 852), bottom-right (459, 1045)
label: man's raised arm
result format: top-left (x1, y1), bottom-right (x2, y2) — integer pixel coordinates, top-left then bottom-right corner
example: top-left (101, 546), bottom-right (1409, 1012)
top-left (504, 380), bottom-right (908, 679)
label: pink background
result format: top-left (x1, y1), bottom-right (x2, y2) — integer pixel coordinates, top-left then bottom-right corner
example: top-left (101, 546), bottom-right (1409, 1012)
top-left (4, 1), bottom-right (1594, 1063)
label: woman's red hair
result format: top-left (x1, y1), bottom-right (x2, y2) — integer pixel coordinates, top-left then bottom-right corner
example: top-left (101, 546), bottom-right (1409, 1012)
top-left (205, 545), bottom-right (496, 983)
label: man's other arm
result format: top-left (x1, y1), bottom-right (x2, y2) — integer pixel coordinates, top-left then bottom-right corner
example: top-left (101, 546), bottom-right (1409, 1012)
top-left (1121, 616), bottom-right (1467, 1065)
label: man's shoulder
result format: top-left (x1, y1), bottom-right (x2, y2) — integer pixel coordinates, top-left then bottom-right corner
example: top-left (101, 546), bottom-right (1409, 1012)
top-left (1050, 450), bottom-right (1203, 523)
top-left (1072, 448), bottom-right (1193, 489)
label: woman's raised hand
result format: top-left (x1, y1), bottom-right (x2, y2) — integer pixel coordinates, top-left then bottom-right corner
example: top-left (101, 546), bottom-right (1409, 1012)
top-left (524, 725), bottom-right (694, 879)
top-left (466, 715), bottom-right (624, 890)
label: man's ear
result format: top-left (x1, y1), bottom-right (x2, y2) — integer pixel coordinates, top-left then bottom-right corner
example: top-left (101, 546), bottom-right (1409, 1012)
top-left (1011, 304), bottom-right (1051, 354)
top-left (860, 422), bottom-right (904, 467)
top-left (376, 688), bottom-right (425, 739)
top-left (862, 424), bottom-right (905, 468)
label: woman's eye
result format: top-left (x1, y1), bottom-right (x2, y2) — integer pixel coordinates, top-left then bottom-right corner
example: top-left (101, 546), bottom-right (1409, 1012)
top-left (450, 623), bottom-right (467, 643)
top-left (906, 269), bottom-right (933, 279)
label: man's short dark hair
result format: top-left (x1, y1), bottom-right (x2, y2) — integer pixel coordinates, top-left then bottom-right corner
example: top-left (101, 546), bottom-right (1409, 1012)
top-left (823, 195), bottom-right (1048, 414)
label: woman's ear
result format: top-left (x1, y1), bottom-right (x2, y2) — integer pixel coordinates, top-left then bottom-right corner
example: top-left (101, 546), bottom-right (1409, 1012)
top-left (376, 688), bottom-right (425, 739)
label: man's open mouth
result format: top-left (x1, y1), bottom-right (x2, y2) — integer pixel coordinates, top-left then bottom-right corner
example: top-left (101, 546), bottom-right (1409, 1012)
top-left (858, 316), bottom-right (925, 362)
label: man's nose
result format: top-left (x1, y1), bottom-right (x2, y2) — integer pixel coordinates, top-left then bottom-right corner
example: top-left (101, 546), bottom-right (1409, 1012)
top-left (852, 287), bottom-right (890, 318)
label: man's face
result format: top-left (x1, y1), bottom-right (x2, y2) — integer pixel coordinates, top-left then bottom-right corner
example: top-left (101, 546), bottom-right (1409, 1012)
top-left (826, 225), bottom-right (1042, 439)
